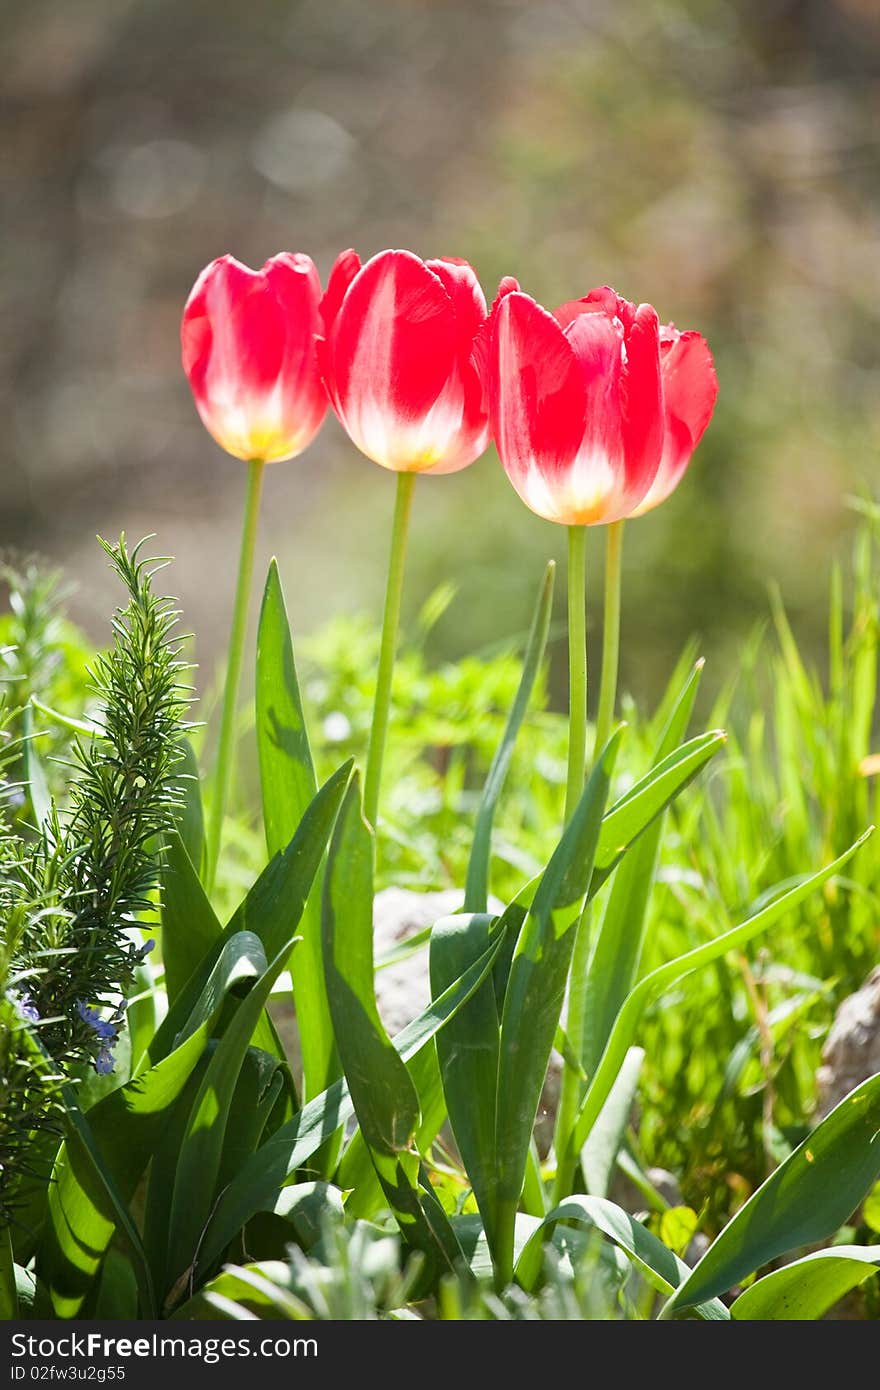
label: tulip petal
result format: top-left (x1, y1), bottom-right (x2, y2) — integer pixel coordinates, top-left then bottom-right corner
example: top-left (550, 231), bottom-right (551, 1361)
top-left (181, 252), bottom-right (326, 463)
top-left (426, 258), bottom-right (487, 347)
top-left (320, 248), bottom-right (361, 334)
top-left (471, 276), bottom-right (519, 412)
top-left (617, 302), bottom-right (664, 510)
top-left (490, 292), bottom-right (592, 521)
top-left (631, 328), bottom-right (718, 515)
top-left (327, 249), bottom-right (460, 470)
top-left (554, 287), bottom-right (637, 334)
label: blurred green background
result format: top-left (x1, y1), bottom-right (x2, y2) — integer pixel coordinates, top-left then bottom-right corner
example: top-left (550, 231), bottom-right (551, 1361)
top-left (3, 0), bottom-right (879, 707)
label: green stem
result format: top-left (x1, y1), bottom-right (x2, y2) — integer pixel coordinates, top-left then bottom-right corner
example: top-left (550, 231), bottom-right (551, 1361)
top-left (363, 471), bottom-right (416, 829)
top-left (594, 520), bottom-right (624, 758)
top-left (205, 457), bottom-right (265, 894)
top-left (552, 526), bottom-right (590, 1203)
top-left (565, 525), bottom-right (588, 823)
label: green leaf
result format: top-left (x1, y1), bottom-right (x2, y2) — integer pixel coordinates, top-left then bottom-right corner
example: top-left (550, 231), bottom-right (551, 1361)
top-left (864, 1180), bottom-right (880, 1234)
top-left (165, 939), bottom-right (301, 1296)
top-left (581, 1046), bottom-right (644, 1200)
top-left (322, 774), bottom-right (419, 1156)
top-left (172, 737), bottom-right (205, 879)
top-left (730, 1245), bottom-right (880, 1320)
top-left (514, 1195), bottom-right (729, 1320)
top-left (197, 926), bottom-right (506, 1273)
top-left (151, 762), bottom-right (351, 1066)
top-left (659, 1207), bottom-right (699, 1258)
top-left (226, 759), bottom-right (352, 962)
top-left (37, 932), bottom-right (267, 1318)
top-left (569, 831), bottom-right (873, 1163)
top-left (46, 1084), bottom-right (158, 1319)
top-left (495, 731), bottom-right (621, 1253)
top-left (464, 561), bottom-right (554, 913)
top-left (0, 1228), bottom-right (17, 1319)
top-left (161, 829), bottom-right (223, 1005)
top-left (22, 703), bottom-right (51, 830)
top-left (664, 1071), bottom-right (880, 1316)
top-left (583, 659), bottom-right (704, 1075)
top-left (257, 561), bottom-right (336, 1104)
top-left (591, 729), bottom-right (726, 885)
top-left (321, 775), bottom-right (461, 1276)
top-left (430, 912), bottom-right (501, 1243)
top-left (172, 1262), bottom-right (312, 1321)
top-left (257, 558), bottom-right (319, 857)
top-left (151, 930), bottom-right (268, 1060)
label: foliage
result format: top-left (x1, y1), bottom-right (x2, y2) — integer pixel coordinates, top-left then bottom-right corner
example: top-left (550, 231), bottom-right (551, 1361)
top-left (2, 525), bottom-right (879, 1320)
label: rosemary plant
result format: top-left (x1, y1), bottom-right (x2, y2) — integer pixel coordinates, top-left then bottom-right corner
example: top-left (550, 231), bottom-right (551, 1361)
top-left (0, 538), bottom-right (190, 1223)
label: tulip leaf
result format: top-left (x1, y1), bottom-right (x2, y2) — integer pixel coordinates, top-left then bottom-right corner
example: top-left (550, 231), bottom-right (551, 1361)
top-left (581, 1046), bottom-right (644, 1200)
top-left (165, 939), bottom-right (300, 1298)
top-left (197, 926), bottom-right (506, 1273)
top-left (464, 560), bottom-right (554, 913)
top-left (494, 730), bottom-right (621, 1265)
top-left (583, 658), bottom-right (704, 1076)
top-left (515, 1196), bottom-right (729, 1320)
top-left (256, 559), bottom-right (337, 1103)
top-left (431, 912), bottom-right (501, 1244)
top-left (663, 1071), bottom-right (880, 1316)
top-left (36, 930), bottom-right (268, 1318)
top-left (160, 829), bottom-right (223, 1005)
top-left (321, 774), bottom-right (462, 1275)
top-left (0, 1229), bottom-right (17, 1321)
top-left (172, 736), bottom-right (206, 880)
top-left (730, 1245), bottom-right (880, 1321)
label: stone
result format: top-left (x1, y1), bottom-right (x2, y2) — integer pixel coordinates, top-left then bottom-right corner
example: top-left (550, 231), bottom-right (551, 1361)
top-left (816, 967), bottom-right (880, 1117)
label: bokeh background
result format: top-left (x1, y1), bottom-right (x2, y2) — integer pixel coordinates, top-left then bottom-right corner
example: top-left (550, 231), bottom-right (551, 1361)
top-left (3, 0), bottom-right (880, 707)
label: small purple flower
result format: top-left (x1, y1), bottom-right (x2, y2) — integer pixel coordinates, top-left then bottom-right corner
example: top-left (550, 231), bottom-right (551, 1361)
top-left (95, 1046), bottom-right (116, 1075)
top-left (17, 993), bottom-right (40, 1024)
top-left (76, 1001), bottom-right (118, 1042)
top-left (137, 938), bottom-right (156, 959)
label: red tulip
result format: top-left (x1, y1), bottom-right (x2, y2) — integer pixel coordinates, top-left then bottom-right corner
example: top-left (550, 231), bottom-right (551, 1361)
top-left (629, 325), bottom-right (718, 516)
top-left (485, 284), bottom-right (667, 526)
top-left (318, 249), bottom-right (490, 474)
top-left (181, 253), bottom-right (327, 463)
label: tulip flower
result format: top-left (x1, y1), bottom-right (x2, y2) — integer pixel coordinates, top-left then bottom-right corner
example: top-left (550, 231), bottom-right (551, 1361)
top-left (319, 248), bottom-right (491, 826)
top-left (181, 253), bottom-right (327, 464)
top-left (486, 283), bottom-right (665, 528)
top-left (484, 281), bottom-right (717, 1195)
top-left (181, 252), bottom-right (327, 890)
top-left (319, 248), bottom-right (489, 476)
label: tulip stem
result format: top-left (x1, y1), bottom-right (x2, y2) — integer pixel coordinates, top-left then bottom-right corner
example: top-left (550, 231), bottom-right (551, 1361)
top-left (205, 456), bottom-right (265, 895)
top-left (594, 519), bottom-right (624, 758)
top-left (565, 525), bottom-right (588, 822)
top-left (364, 471), bottom-right (416, 830)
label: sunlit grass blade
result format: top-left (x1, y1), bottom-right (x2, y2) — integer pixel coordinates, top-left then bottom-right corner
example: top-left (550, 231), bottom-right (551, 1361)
top-left (568, 830), bottom-right (874, 1168)
top-left (591, 729), bottom-right (726, 885)
top-left (582, 658), bottom-right (705, 1080)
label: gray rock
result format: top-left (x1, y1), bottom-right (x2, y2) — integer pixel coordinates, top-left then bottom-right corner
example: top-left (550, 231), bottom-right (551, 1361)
top-left (816, 967), bottom-right (880, 1117)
